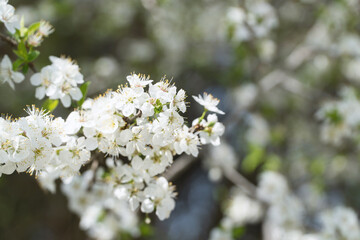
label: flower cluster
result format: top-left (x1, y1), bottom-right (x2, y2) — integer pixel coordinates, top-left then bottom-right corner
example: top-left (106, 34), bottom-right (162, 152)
top-left (204, 141), bottom-right (238, 182)
top-left (258, 172), bottom-right (305, 233)
top-left (111, 163), bottom-right (176, 221)
top-left (0, 106), bottom-right (91, 178)
top-left (209, 188), bottom-right (263, 240)
top-left (319, 206), bottom-right (360, 240)
top-left (1, 72), bottom-right (225, 223)
top-left (226, 0), bottom-right (278, 42)
top-left (28, 20), bottom-right (54, 47)
top-left (255, 171), bottom-right (360, 240)
top-left (60, 74), bottom-right (224, 220)
top-left (61, 168), bottom-right (140, 240)
top-left (30, 56), bottom-right (84, 107)
top-left (317, 87), bottom-right (360, 145)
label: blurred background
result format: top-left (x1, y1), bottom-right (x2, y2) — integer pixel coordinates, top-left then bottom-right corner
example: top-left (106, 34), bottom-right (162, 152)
top-left (1, 0), bottom-right (360, 239)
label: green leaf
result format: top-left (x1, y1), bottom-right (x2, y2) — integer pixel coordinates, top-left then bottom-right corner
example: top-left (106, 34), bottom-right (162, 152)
top-left (97, 210), bottom-right (107, 222)
top-left (232, 226), bottom-right (245, 239)
top-left (140, 222), bottom-right (154, 237)
top-left (242, 144), bottom-right (265, 173)
top-left (12, 59), bottom-right (24, 71)
top-left (13, 29), bottom-right (21, 40)
top-left (27, 22), bottom-right (41, 36)
top-left (154, 99), bottom-right (163, 114)
top-left (325, 109), bottom-right (342, 124)
top-left (18, 16), bottom-right (28, 38)
top-left (42, 99), bottom-right (59, 112)
top-left (22, 64), bottom-right (29, 74)
top-left (262, 154), bottom-right (281, 171)
top-left (77, 81), bottom-right (91, 107)
top-left (27, 50), bottom-right (40, 62)
top-left (14, 41), bottom-right (28, 60)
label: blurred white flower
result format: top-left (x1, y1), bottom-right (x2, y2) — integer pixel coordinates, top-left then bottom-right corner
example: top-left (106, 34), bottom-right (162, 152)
top-left (0, 54), bottom-right (24, 89)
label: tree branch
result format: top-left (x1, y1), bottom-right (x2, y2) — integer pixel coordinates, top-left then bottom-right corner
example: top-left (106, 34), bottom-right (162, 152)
top-left (223, 167), bottom-right (258, 198)
top-left (164, 155), bottom-right (197, 181)
top-left (0, 32), bottom-right (17, 47)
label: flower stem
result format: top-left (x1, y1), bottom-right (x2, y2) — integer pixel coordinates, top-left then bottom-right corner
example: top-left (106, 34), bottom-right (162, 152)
top-left (198, 108), bottom-right (208, 124)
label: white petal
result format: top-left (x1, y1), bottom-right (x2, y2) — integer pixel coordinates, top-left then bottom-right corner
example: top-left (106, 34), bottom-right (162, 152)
top-left (84, 137), bottom-right (98, 151)
top-left (12, 72), bottom-right (24, 83)
top-left (1, 55), bottom-right (11, 68)
top-left (141, 199), bottom-right (154, 213)
top-left (156, 198), bottom-right (175, 220)
top-left (61, 95), bottom-right (71, 108)
top-left (35, 87), bottom-right (46, 99)
top-left (30, 73), bottom-right (42, 86)
top-left (69, 87), bottom-right (83, 101)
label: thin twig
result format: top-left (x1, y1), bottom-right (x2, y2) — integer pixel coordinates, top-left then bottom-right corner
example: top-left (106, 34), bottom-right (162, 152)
top-left (28, 62), bottom-right (37, 73)
top-left (0, 32), bottom-right (17, 47)
top-left (164, 155), bottom-right (197, 181)
top-left (123, 110), bottom-right (142, 124)
top-left (223, 167), bottom-right (257, 198)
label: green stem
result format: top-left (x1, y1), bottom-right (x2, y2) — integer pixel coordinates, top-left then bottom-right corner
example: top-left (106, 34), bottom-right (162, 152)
top-left (198, 108), bottom-right (208, 124)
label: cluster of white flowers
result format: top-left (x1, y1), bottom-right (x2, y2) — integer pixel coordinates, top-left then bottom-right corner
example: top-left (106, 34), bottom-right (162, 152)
top-left (317, 87), bottom-right (360, 145)
top-left (256, 171), bottom-right (360, 240)
top-left (61, 168), bottom-right (140, 240)
top-left (111, 163), bottom-right (176, 221)
top-left (209, 188), bottom-right (263, 240)
top-left (319, 206), bottom-right (360, 240)
top-left (302, 0), bottom-right (360, 82)
top-left (257, 173), bottom-right (308, 240)
top-left (226, 0), bottom-right (278, 42)
top-left (0, 0), bottom-right (19, 34)
top-left (28, 20), bottom-right (54, 47)
top-left (204, 142), bottom-right (237, 182)
top-left (1, 70), bottom-right (225, 227)
top-left (0, 106), bottom-right (91, 178)
top-left (30, 56), bottom-right (84, 107)
top-left (59, 74), bottom-right (224, 220)
top-left (0, 54), bottom-right (24, 89)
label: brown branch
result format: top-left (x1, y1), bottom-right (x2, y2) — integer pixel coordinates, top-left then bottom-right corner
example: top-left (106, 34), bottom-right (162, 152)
top-left (164, 155), bottom-right (198, 181)
top-left (0, 32), bottom-right (17, 47)
top-left (86, 159), bottom-right (99, 191)
top-left (223, 167), bottom-right (257, 198)
top-left (28, 62), bottom-right (37, 73)
top-left (123, 110), bottom-right (142, 125)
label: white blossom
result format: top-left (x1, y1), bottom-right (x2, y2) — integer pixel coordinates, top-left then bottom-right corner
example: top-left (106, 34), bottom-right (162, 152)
top-left (193, 93), bottom-right (225, 114)
top-left (0, 55), bottom-right (24, 89)
top-left (0, 0), bottom-right (20, 33)
top-left (30, 56), bottom-right (84, 107)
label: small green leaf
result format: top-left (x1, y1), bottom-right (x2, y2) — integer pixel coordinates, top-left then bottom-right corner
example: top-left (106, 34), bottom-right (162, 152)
top-left (14, 41), bottom-right (28, 60)
top-left (27, 50), bottom-right (40, 62)
top-left (154, 99), bottom-right (163, 114)
top-left (42, 99), bottom-right (59, 112)
top-left (140, 222), bottom-right (154, 237)
top-left (232, 226), bottom-right (245, 238)
top-left (97, 210), bottom-right (107, 222)
top-left (77, 81), bottom-right (91, 107)
top-left (19, 16), bottom-right (28, 38)
top-left (22, 64), bottom-right (29, 74)
top-left (242, 144), bottom-right (265, 173)
top-left (27, 22), bottom-right (41, 36)
top-left (12, 59), bottom-right (24, 71)
top-left (13, 29), bottom-right (21, 40)
top-left (262, 154), bottom-right (281, 171)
